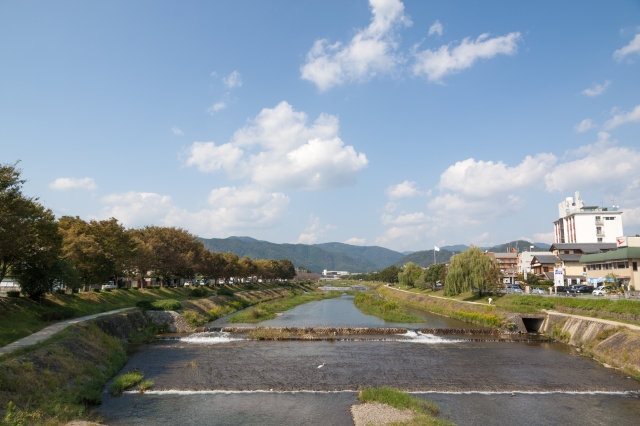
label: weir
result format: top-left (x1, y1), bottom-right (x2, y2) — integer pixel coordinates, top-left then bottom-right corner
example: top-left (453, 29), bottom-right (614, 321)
top-left (214, 326), bottom-right (502, 335)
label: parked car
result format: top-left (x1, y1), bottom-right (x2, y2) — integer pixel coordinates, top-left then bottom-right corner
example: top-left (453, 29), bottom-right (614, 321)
top-left (571, 285), bottom-right (594, 294)
top-left (101, 281), bottom-right (116, 290)
top-left (592, 287), bottom-right (609, 296)
top-left (555, 286), bottom-right (572, 293)
top-left (506, 285), bottom-right (523, 294)
top-left (183, 282), bottom-right (190, 287)
top-left (530, 287), bottom-right (546, 295)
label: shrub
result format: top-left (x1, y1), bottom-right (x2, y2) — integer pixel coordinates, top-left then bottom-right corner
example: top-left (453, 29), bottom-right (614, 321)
top-left (181, 309), bottom-right (210, 327)
top-left (119, 287), bottom-right (129, 291)
top-left (110, 371), bottom-right (144, 395)
top-left (7, 291), bottom-right (20, 298)
top-left (55, 289), bottom-right (65, 295)
top-left (190, 286), bottom-right (208, 297)
top-left (131, 287), bottom-right (138, 291)
top-left (138, 380), bottom-right (153, 392)
top-left (209, 305), bottom-right (236, 319)
top-left (150, 285), bottom-right (161, 290)
top-left (91, 288), bottom-right (101, 293)
top-left (136, 299), bottom-right (182, 311)
top-left (72, 288), bottom-right (79, 293)
top-left (105, 288), bottom-right (113, 292)
top-left (217, 288), bottom-right (235, 296)
top-left (40, 308), bottom-right (75, 322)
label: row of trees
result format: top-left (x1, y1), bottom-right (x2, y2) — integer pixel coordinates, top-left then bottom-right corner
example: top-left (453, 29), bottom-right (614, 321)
top-left (0, 163), bottom-right (296, 299)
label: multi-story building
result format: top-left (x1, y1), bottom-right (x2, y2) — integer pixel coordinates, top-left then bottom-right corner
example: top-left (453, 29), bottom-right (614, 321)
top-left (553, 191), bottom-right (623, 244)
top-left (487, 249), bottom-right (518, 284)
top-left (581, 236), bottom-right (640, 291)
top-left (517, 251), bottom-right (551, 275)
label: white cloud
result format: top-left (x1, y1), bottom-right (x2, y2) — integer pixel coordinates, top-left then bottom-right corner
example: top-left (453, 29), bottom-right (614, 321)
top-left (470, 231), bottom-right (490, 246)
top-left (184, 141), bottom-right (244, 173)
top-left (386, 180), bottom-right (422, 199)
top-left (574, 118), bottom-right (596, 133)
top-left (613, 34), bottom-right (640, 61)
top-left (544, 134), bottom-right (640, 193)
top-left (223, 71), bottom-right (242, 89)
top-left (207, 101), bottom-right (227, 115)
top-left (412, 31), bottom-right (521, 82)
top-left (101, 186), bottom-right (289, 236)
top-left (295, 215), bottom-right (336, 244)
top-left (381, 212), bottom-right (428, 226)
top-left (532, 232), bottom-right (555, 244)
top-left (49, 177), bottom-right (97, 191)
top-left (171, 126), bottom-right (184, 136)
top-left (428, 20), bottom-right (443, 37)
top-left (300, 0), bottom-right (411, 91)
top-left (385, 202), bottom-right (397, 213)
top-left (438, 154), bottom-right (556, 197)
top-left (603, 105), bottom-right (640, 130)
top-left (345, 237), bottom-right (367, 245)
top-left (581, 80), bottom-right (610, 97)
top-left (186, 101), bottom-right (368, 191)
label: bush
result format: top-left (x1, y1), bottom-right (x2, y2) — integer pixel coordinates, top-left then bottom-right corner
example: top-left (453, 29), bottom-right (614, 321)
top-left (105, 288), bottom-right (113, 292)
top-left (72, 288), bottom-right (79, 293)
top-left (130, 287), bottom-right (138, 291)
top-left (209, 305), bottom-right (236, 320)
top-left (40, 308), bottom-right (75, 322)
top-left (91, 288), bottom-right (101, 293)
top-left (217, 287), bottom-right (235, 296)
top-left (6, 291), bottom-right (20, 298)
top-left (119, 287), bottom-right (129, 291)
top-left (55, 289), bottom-right (65, 295)
top-left (190, 287), bottom-right (208, 297)
top-left (110, 371), bottom-right (144, 395)
top-left (150, 285), bottom-right (161, 290)
top-left (135, 299), bottom-right (182, 311)
top-left (181, 309), bottom-right (210, 327)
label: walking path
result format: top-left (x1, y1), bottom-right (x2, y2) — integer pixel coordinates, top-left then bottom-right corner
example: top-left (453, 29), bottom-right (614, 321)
top-left (543, 310), bottom-right (640, 331)
top-left (388, 286), bottom-right (491, 306)
top-left (0, 307), bottom-right (136, 357)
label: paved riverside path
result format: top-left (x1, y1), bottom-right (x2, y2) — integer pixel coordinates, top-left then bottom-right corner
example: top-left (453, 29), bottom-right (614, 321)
top-left (387, 286), bottom-right (491, 306)
top-left (0, 307), bottom-right (136, 357)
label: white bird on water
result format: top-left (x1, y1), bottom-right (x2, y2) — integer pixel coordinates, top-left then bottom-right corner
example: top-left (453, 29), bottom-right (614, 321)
top-left (318, 363), bottom-right (325, 369)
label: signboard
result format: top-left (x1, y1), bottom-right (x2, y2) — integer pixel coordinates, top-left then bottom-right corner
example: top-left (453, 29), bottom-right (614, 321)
top-left (616, 237), bottom-right (628, 248)
top-left (554, 266), bottom-right (564, 287)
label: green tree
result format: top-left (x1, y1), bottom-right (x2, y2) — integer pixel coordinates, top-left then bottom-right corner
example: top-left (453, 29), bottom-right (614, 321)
top-left (398, 262), bottom-right (423, 288)
top-left (277, 259), bottom-right (297, 280)
top-left (417, 263), bottom-right (447, 290)
top-left (444, 246), bottom-right (497, 296)
top-left (378, 265), bottom-right (400, 283)
top-left (200, 250), bottom-right (227, 285)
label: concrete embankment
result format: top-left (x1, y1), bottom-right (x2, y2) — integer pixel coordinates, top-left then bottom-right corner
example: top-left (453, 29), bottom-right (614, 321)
top-left (540, 313), bottom-right (640, 377)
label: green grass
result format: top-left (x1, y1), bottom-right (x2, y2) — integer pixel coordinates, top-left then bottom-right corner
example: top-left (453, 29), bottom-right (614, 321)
top-left (353, 293), bottom-right (424, 323)
top-left (0, 287), bottom-right (198, 346)
top-left (358, 387), bottom-right (455, 426)
top-left (229, 292), bottom-right (340, 323)
top-left (496, 295), bottom-right (640, 318)
top-left (110, 370), bottom-right (144, 395)
top-left (136, 299), bottom-right (182, 311)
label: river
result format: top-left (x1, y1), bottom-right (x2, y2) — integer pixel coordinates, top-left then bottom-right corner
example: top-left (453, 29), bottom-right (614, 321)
top-left (95, 295), bottom-right (640, 425)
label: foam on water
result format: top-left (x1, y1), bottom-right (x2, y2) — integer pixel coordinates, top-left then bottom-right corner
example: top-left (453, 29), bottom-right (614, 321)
top-left (170, 332), bottom-right (245, 344)
top-left (400, 330), bottom-right (465, 343)
top-left (124, 389), bottom-right (637, 396)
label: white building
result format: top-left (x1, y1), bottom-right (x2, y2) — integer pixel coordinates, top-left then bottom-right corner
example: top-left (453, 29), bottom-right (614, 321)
top-left (553, 191), bottom-right (623, 244)
top-left (322, 270), bottom-right (349, 277)
top-left (517, 251), bottom-right (550, 274)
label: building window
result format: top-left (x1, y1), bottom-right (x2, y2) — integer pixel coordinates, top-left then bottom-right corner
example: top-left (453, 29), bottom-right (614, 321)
top-left (634, 262), bottom-right (638, 272)
top-left (597, 238), bottom-right (603, 242)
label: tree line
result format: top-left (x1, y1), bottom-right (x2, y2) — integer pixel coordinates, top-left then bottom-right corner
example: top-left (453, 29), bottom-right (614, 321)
top-left (0, 163), bottom-right (296, 300)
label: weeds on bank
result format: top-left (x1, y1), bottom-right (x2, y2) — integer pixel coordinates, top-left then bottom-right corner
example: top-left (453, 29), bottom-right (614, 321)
top-left (353, 294), bottom-right (423, 323)
top-left (358, 387), bottom-right (455, 426)
top-left (110, 370), bottom-right (144, 395)
top-left (229, 292), bottom-right (340, 323)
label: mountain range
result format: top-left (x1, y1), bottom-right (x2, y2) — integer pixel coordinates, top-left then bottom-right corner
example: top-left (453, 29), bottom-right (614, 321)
top-left (198, 236), bottom-right (552, 273)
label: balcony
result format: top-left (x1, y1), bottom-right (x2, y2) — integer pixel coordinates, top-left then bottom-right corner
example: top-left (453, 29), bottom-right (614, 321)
top-left (595, 219), bottom-right (603, 225)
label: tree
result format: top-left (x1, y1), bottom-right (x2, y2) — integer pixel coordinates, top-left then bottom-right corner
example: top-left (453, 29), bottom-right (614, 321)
top-left (378, 265), bottom-right (400, 283)
top-left (277, 259), bottom-right (296, 280)
top-left (238, 256), bottom-right (257, 280)
top-left (417, 263), bottom-right (447, 290)
top-left (398, 262), bottom-right (423, 288)
top-left (444, 246), bottom-right (497, 296)
top-left (200, 250), bottom-right (227, 284)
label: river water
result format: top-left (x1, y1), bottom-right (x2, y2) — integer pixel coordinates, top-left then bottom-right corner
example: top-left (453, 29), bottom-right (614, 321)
top-left (95, 296), bottom-right (640, 425)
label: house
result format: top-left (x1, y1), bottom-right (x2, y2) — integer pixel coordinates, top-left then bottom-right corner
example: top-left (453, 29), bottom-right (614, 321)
top-left (553, 191), bottom-right (623, 244)
top-left (549, 242), bottom-right (616, 286)
top-left (487, 250), bottom-right (518, 284)
top-left (530, 254), bottom-right (562, 280)
top-left (517, 251), bottom-right (550, 275)
top-left (580, 236), bottom-right (640, 291)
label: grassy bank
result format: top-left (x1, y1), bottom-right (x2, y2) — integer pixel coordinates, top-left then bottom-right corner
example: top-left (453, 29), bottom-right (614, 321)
top-left (0, 322), bottom-right (133, 425)
top-left (353, 293), bottom-right (424, 323)
top-left (378, 287), bottom-right (504, 328)
top-left (229, 291), bottom-right (340, 323)
top-left (358, 387), bottom-right (454, 426)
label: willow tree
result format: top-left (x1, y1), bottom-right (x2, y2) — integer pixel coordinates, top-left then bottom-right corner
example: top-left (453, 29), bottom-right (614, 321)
top-left (444, 246), bottom-right (496, 296)
top-left (398, 262), bottom-right (423, 288)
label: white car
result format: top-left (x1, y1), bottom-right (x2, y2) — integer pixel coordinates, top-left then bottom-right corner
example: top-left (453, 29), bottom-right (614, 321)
top-left (593, 287), bottom-right (609, 296)
top-left (530, 287), bottom-right (546, 295)
top-left (101, 282), bottom-right (116, 290)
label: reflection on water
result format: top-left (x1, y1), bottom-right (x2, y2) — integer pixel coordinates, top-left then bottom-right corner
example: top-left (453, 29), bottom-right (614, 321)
top-left (210, 295), bottom-right (476, 329)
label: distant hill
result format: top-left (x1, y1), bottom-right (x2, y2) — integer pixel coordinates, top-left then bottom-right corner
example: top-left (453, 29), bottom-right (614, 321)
top-left (401, 251), bottom-right (415, 255)
top-left (198, 236), bottom-right (404, 274)
top-left (395, 240), bottom-right (552, 268)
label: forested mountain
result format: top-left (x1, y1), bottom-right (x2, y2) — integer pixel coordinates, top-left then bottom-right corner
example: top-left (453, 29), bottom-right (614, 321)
top-left (395, 240), bottom-right (552, 268)
top-left (198, 237), bottom-right (404, 273)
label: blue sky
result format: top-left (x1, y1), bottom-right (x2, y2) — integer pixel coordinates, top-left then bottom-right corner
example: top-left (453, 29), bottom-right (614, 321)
top-left (2, 0), bottom-right (640, 251)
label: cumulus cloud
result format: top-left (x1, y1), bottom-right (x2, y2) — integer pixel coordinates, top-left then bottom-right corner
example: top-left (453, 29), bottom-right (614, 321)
top-left (101, 186), bottom-right (289, 236)
top-left (49, 177), bottom-right (97, 191)
top-left (381, 212), bottom-right (428, 226)
top-left (171, 126), bottom-right (184, 136)
top-left (574, 118), bottom-right (596, 133)
top-left (532, 232), bottom-right (555, 244)
top-left (412, 31), bottom-right (521, 82)
top-left (207, 101), bottom-right (227, 116)
top-left (438, 154), bottom-right (557, 198)
top-left (386, 180), bottom-right (423, 199)
top-left (603, 105), bottom-right (640, 130)
top-left (345, 237), bottom-right (367, 245)
top-left (300, 0), bottom-right (411, 91)
top-left (185, 101), bottom-right (368, 191)
top-left (613, 34), bottom-right (640, 61)
top-left (470, 231), bottom-right (491, 246)
top-left (581, 80), bottom-right (610, 97)
top-left (385, 202), bottom-right (397, 213)
top-left (428, 20), bottom-right (443, 37)
top-left (295, 215), bottom-right (336, 244)
top-left (223, 71), bottom-right (242, 89)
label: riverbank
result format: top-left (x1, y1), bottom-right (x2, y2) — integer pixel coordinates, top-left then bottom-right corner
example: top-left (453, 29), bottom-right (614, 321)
top-left (228, 291), bottom-right (340, 323)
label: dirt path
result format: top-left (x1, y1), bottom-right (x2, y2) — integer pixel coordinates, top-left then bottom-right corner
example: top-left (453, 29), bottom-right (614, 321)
top-left (387, 286), bottom-right (491, 306)
top-left (0, 307), bottom-right (136, 357)
top-left (543, 309), bottom-right (640, 331)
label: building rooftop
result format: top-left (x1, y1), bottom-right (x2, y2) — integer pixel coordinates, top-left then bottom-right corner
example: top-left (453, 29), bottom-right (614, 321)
top-left (550, 243), bottom-right (616, 253)
top-left (580, 247), bottom-right (640, 263)
top-left (531, 254), bottom-right (561, 264)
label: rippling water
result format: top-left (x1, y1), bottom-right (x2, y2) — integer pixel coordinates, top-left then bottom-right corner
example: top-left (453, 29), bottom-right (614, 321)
top-left (95, 296), bottom-right (640, 425)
